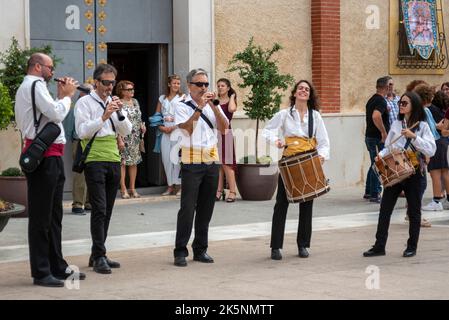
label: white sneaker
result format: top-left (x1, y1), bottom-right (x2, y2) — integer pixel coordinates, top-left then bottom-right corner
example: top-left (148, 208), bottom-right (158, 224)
top-left (422, 200), bottom-right (443, 211)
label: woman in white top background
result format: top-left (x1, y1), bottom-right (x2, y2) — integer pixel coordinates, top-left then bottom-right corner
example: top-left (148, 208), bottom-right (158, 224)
top-left (262, 80), bottom-right (330, 261)
top-left (155, 74), bottom-right (185, 196)
top-left (363, 91), bottom-right (436, 258)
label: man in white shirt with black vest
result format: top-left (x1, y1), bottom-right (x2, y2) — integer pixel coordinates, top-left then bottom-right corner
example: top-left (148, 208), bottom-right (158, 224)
top-left (75, 64), bottom-right (132, 274)
top-left (172, 68), bottom-right (229, 267)
top-left (15, 53), bottom-right (84, 287)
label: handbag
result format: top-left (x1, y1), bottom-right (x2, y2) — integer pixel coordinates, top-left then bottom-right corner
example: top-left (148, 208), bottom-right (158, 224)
top-left (20, 122), bottom-right (61, 173)
top-left (19, 80), bottom-right (62, 173)
top-left (72, 132), bottom-right (98, 173)
top-left (139, 134), bottom-right (145, 153)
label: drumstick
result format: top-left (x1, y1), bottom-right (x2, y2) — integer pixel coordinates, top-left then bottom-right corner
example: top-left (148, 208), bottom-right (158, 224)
top-left (377, 122), bottom-right (419, 158)
top-left (388, 121), bottom-right (419, 146)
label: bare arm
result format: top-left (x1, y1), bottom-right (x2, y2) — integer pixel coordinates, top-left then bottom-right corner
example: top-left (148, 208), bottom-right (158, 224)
top-left (372, 110), bottom-right (387, 142)
top-left (178, 111), bottom-right (202, 136)
top-left (227, 94), bottom-right (237, 113)
top-left (209, 102), bottom-right (229, 135)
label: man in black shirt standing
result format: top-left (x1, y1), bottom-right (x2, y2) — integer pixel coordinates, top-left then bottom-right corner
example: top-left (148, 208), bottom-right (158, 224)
top-left (364, 77), bottom-right (391, 203)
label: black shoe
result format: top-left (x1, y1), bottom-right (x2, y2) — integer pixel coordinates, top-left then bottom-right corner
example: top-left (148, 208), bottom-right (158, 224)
top-left (363, 246), bottom-right (386, 257)
top-left (33, 275), bottom-right (64, 288)
top-left (193, 252), bottom-right (214, 263)
top-left (298, 247), bottom-right (309, 258)
top-left (54, 269), bottom-right (86, 281)
top-left (93, 257), bottom-right (112, 274)
top-left (271, 249), bottom-right (282, 260)
top-left (369, 196), bottom-right (381, 203)
top-left (71, 207), bottom-right (86, 215)
top-left (105, 257), bottom-right (120, 268)
top-left (89, 256), bottom-right (121, 268)
top-left (174, 256), bottom-right (187, 267)
top-left (84, 205), bottom-right (92, 211)
top-left (403, 248), bottom-right (416, 258)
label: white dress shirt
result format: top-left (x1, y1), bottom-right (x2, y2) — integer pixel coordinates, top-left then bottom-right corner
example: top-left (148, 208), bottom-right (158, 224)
top-left (14, 75), bottom-right (71, 144)
top-left (174, 95), bottom-right (229, 149)
top-left (262, 108), bottom-right (330, 160)
top-left (74, 91), bottom-right (132, 139)
top-left (379, 120), bottom-right (436, 158)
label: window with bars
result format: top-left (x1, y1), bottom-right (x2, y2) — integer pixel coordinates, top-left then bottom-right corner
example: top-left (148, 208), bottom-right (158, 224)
top-left (397, 0), bottom-right (448, 69)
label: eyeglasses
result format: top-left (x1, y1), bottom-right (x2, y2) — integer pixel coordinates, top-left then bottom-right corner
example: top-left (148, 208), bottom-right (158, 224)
top-left (41, 64), bottom-right (54, 72)
top-left (190, 82), bottom-right (209, 88)
top-left (297, 86), bottom-right (310, 92)
top-left (123, 88), bottom-right (134, 91)
top-left (98, 79), bottom-right (117, 86)
top-left (399, 101), bottom-right (409, 107)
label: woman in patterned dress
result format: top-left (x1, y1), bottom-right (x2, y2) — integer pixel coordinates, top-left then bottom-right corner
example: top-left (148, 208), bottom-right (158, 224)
top-left (116, 80), bottom-right (146, 198)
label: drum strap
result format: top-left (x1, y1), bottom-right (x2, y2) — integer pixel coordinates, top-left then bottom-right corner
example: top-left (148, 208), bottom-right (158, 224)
top-left (403, 124), bottom-right (419, 150)
top-left (404, 125), bottom-right (425, 173)
top-left (308, 107), bottom-right (314, 138)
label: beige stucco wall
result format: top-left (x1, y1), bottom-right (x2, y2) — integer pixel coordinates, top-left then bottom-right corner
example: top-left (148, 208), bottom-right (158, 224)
top-left (0, 0), bottom-right (28, 172)
top-left (0, 0), bottom-right (29, 53)
top-left (341, 0), bottom-right (449, 113)
top-left (214, 0), bottom-right (312, 108)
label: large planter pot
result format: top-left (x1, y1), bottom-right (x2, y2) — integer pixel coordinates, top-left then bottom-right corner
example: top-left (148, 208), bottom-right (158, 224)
top-left (0, 176), bottom-right (28, 218)
top-left (0, 203), bottom-right (26, 232)
top-left (236, 163), bottom-right (279, 201)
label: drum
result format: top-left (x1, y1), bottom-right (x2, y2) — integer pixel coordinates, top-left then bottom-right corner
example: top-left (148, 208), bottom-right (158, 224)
top-left (278, 150), bottom-right (330, 203)
top-left (373, 149), bottom-right (415, 188)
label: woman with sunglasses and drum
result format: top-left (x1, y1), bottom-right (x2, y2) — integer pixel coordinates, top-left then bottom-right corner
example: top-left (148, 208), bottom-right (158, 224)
top-left (262, 80), bottom-right (330, 260)
top-left (363, 91), bottom-right (436, 258)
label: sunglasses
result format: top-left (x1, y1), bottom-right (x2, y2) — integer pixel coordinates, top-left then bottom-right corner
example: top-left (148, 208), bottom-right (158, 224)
top-left (98, 79), bottom-right (117, 86)
top-left (190, 82), bottom-right (209, 88)
top-left (399, 101), bottom-right (409, 107)
top-left (41, 64), bottom-right (55, 72)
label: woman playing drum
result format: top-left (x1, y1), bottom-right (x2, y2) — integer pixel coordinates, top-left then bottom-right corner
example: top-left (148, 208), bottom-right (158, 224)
top-left (363, 91), bottom-right (436, 258)
top-left (262, 80), bottom-right (330, 260)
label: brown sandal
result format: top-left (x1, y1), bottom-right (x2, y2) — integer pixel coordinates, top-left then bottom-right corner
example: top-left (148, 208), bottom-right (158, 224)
top-left (226, 191), bottom-right (236, 203)
top-left (216, 190), bottom-right (224, 201)
top-left (120, 190), bottom-right (130, 199)
top-left (129, 189), bottom-right (140, 198)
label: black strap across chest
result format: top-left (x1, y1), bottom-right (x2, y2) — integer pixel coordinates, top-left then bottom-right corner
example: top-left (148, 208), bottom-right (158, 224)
top-left (183, 100), bottom-right (214, 130)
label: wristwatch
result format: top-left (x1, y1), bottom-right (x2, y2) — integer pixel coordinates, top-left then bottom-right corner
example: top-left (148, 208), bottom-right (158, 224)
top-left (194, 107), bottom-right (203, 114)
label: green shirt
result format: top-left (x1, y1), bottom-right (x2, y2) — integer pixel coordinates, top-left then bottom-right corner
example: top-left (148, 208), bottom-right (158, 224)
top-left (81, 135), bottom-right (120, 163)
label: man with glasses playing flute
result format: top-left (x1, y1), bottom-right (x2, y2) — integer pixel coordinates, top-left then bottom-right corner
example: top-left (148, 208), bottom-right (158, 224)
top-left (75, 64), bottom-right (132, 274)
top-left (172, 68), bottom-right (229, 267)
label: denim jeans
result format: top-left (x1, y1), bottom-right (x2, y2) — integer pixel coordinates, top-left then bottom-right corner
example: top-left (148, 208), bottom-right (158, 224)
top-left (365, 137), bottom-right (384, 198)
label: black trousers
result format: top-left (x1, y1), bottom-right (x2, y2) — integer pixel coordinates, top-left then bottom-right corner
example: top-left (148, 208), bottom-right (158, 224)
top-left (374, 172), bottom-right (422, 251)
top-left (84, 162), bottom-right (120, 260)
top-left (271, 175), bottom-right (313, 250)
top-left (26, 156), bottom-right (68, 279)
top-left (174, 163), bottom-right (219, 257)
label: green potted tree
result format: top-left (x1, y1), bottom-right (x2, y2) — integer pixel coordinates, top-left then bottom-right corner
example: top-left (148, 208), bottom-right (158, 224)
top-left (227, 37), bottom-right (294, 200)
top-left (0, 38), bottom-right (58, 217)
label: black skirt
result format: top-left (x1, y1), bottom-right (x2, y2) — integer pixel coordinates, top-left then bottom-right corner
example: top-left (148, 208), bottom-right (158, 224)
top-left (428, 138), bottom-right (449, 171)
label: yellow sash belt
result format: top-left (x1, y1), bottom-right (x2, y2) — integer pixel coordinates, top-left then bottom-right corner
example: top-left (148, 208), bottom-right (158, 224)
top-left (181, 146), bottom-right (219, 164)
top-left (283, 136), bottom-right (317, 157)
top-left (406, 150), bottom-right (420, 168)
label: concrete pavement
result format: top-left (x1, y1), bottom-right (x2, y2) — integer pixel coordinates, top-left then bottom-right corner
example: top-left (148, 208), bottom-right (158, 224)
top-left (1, 186), bottom-right (449, 300)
